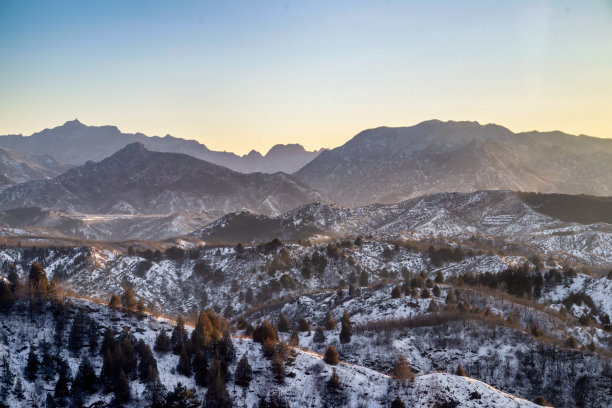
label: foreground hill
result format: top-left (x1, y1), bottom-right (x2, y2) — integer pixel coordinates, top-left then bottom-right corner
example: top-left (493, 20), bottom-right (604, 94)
top-left (194, 190), bottom-right (612, 268)
top-left (0, 143), bottom-right (323, 217)
top-left (294, 120), bottom-right (612, 207)
top-left (0, 119), bottom-right (321, 173)
top-left (0, 296), bottom-right (541, 408)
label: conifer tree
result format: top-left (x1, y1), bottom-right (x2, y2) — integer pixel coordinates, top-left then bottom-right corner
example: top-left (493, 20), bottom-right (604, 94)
top-left (121, 286), bottom-right (137, 310)
top-left (191, 310), bottom-right (213, 352)
top-left (177, 345), bottom-right (192, 377)
top-left (13, 378), bottom-right (24, 400)
top-left (193, 351), bottom-right (209, 387)
top-left (253, 320), bottom-right (278, 344)
top-left (68, 311), bottom-right (86, 354)
top-left (24, 346), bottom-right (39, 381)
top-left (359, 271), bottom-right (369, 287)
top-left (313, 326), bottom-right (326, 344)
top-left (271, 353), bottom-right (286, 384)
top-left (298, 317), bottom-right (311, 332)
top-left (421, 288), bottom-right (431, 299)
top-left (456, 363), bottom-right (466, 376)
top-left (325, 310), bottom-right (337, 330)
top-left (167, 382), bottom-right (201, 408)
top-left (391, 396), bottom-right (406, 408)
top-left (145, 378), bottom-right (167, 408)
top-left (72, 355), bottom-right (98, 395)
top-left (391, 285), bottom-right (402, 298)
top-left (277, 312), bottom-right (291, 332)
top-left (339, 309), bottom-right (352, 344)
top-left (154, 329), bottom-right (172, 354)
top-left (138, 344), bottom-right (159, 383)
top-left (324, 346), bottom-right (340, 365)
top-left (327, 367), bottom-right (341, 391)
top-left (289, 329), bottom-right (300, 347)
top-left (446, 289), bottom-right (457, 304)
top-left (392, 354), bottom-right (414, 382)
top-left (204, 369), bottom-right (231, 408)
top-left (433, 285), bottom-right (441, 297)
top-left (171, 315), bottom-right (189, 354)
top-left (234, 354), bottom-right (252, 387)
top-left (113, 369), bottom-right (131, 404)
top-left (54, 360), bottom-right (71, 403)
top-left (109, 294), bottom-right (121, 308)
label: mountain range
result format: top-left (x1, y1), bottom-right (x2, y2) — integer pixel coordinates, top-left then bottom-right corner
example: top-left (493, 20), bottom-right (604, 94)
top-left (0, 119), bottom-right (321, 173)
top-left (0, 142), bottom-right (323, 217)
top-left (294, 120), bottom-right (612, 207)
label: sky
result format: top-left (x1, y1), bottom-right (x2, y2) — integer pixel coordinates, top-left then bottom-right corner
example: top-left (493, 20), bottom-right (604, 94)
top-left (1, 0), bottom-right (611, 155)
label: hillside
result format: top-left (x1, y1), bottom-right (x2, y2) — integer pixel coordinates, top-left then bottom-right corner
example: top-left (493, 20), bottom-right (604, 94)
top-left (194, 190), bottom-right (612, 268)
top-left (294, 120), bottom-right (612, 207)
top-left (0, 143), bottom-right (323, 217)
top-left (0, 295), bottom-right (542, 407)
top-left (0, 120), bottom-right (321, 173)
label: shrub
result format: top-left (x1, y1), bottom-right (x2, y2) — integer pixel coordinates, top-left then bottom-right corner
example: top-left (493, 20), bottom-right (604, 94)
top-left (324, 346), bottom-right (340, 365)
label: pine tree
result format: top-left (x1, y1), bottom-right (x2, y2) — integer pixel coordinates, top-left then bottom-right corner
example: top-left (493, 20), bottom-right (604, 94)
top-left (359, 271), bottom-right (369, 287)
top-left (446, 289), bottom-right (457, 304)
top-left (24, 346), bottom-right (39, 381)
top-left (204, 369), bottom-right (231, 408)
top-left (432, 285), bottom-right (441, 297)
top-left (154, 329), bottom-right (172, 354)
top-left (68, 311), bottom-right (86, 354)
top-left (339, 309), bottom-right (352, 344)
top-left (0, 281), bottom-right (15, 313)
top-left (234, 354), bottom-right (252, 387)
top-left (456, 363), bottom-right (466, 376)
top-left (121, 286), bottom-right (137, 310)
top-left (421, 288), bottom-right (431, 299)
top-left (391, 285), bottom-right (402, 298)
top-left (271, 353), bottom-right (286, 384)
top-left (113, 369), bottom-right (131, 404)
top-left (177, 345), bottom-right (192, 377)
top-left (144, 378), bottom-right (167, 408)
top-left (253, 320), bottom-right (278, 344)
top-left (277, 312), bottom-right (290, 332)
top-left (391, 396), bottom-right (406, 408)
top-left (327, 367), bottom-right (341, 391)
top-left (324, 346), bottom-right (340, 365)
top-left (392, 354), bottom-right (414, 382)
top-left (298, 317), bottom-right (311, 332)
top-left (54, 362), bottom-right (70, 402)
top-left (109, 294), bottom-right (121, 308)
top-left (193, 351), bottom-right (209, 387)
top-left (40, 340), bottom-right (55, 381)
top-left (325, 310), bottom-right (337, 330)
top-left (171, 315), bottom-right (189, 354)
top-left (313, 326), bottom-right (326, 344)
top-left (138, 344), bottom-right (159, 383)
top-left (72, 355), bottom-right (98, 395)
top-left (166, 382), bottom-right (201, 408)
top-left (289, 329), bottom-right (300, 347)
top-left (87, 318), bottom-right (99, 355)
top-left (191, 310), bottom-right (213, 352)
top-left (28, 262), bottom-right (48, 296)
top-left (218, 331), bottom-right (236, 363)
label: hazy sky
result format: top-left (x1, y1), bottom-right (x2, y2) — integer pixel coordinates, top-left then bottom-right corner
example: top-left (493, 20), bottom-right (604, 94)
top-left (1, 0), bottom-right (611, 155)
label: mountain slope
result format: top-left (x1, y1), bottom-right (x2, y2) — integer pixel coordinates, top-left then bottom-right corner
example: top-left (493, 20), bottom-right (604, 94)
top-left (294, 120), bottom-right (612, 206)
top-left (0, 143), bottom-right (323, 217)
top-left (0, 146), bottom-right (69, 189)
top-left (194, 190), bottom-right (612, 268)
top-left (0, 119), bottom-right (321, 173)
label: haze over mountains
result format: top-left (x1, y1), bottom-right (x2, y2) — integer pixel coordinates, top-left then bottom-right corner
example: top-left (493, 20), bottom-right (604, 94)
top-left (0, 142), bottom-right (323, 217)
top-left (0, 119), bottom-right (322, 173)
top-left (295, 120), bottom-right (612, 207)
top-left (0, 118), bottom-right (610, 242)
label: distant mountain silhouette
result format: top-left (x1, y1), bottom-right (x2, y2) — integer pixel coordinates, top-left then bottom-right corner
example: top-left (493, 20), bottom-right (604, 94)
top-left (0, 143), bottom-right (324, 216)
top-left (294, 120), bottom-right (612, 207)
top-left (0, 119), bottom-right (321, 173)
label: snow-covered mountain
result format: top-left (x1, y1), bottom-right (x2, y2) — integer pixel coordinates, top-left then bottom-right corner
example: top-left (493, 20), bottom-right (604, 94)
top-left (294, 120), bottom-right (612, 207)
top-left (0, 143), bottom-right (323, 217)
top-left (194, 190), bottom-right (612, 268)
top-left (0, 119), bottom-right (321, 173)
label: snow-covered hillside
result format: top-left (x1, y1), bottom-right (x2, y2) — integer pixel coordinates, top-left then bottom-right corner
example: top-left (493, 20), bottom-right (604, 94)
top-left (0, 298), bottom-right (540, 407)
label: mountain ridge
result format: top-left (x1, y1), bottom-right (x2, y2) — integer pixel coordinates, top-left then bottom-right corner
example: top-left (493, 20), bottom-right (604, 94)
top-left (0, 119), bottom-right (322, 173)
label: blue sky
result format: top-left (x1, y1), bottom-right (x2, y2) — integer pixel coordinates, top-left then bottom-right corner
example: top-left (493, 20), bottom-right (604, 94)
top-left (1, 0), bottom-right (611, 154)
